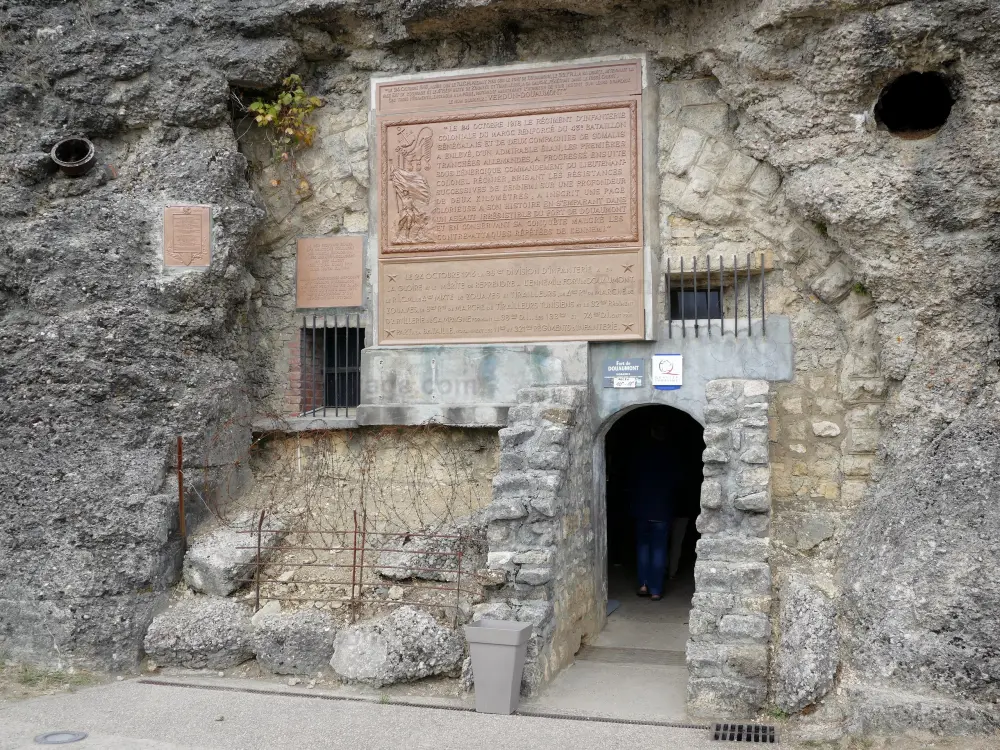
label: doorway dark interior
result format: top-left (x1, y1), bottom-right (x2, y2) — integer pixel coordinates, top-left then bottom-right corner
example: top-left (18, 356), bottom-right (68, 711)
top-left (605, 405), bottom-right (704, 626)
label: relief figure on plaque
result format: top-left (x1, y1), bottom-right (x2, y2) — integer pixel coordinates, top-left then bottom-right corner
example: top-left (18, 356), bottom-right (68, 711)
top-left (390, 126), bottom-right (433, 243)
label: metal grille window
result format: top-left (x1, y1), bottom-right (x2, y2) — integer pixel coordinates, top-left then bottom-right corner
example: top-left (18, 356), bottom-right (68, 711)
top-left (665, 253), bottom-right (768, 338)
top-left (300, 314), bottom-right (365, 416)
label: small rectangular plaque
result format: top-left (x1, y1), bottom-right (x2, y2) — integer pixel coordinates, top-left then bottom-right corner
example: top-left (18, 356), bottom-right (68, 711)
top-left (651, 354), bottom-right (683, 390)
top-left (379, 249), bottom-right (642, 345)
top-left (296, 236), bottom-right (364, 309)
top-left (603, 358), bottom-right (644, 388)
top-left (163, 205), bottom-right (211, 268)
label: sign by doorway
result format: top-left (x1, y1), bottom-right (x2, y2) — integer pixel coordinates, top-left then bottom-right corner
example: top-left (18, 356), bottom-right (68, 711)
top-left (603, 358), bottom-right (645, 388)
top-left (651, 354), bottom-right (682, 390)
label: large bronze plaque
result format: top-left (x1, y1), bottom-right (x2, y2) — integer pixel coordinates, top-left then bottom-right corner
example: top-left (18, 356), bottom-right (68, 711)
top-left (375, 58), bottom-right (646, 345)
top-left (379, 250), bottom-right (643, 344)
top-left (375, 60), bottom-right (642, 115)
top-left (296, 236), bottom-right (364, 309)
top-left (379, 100), bottom-right (640, 256)
top-left (163, 205), bottom-right (211, 268)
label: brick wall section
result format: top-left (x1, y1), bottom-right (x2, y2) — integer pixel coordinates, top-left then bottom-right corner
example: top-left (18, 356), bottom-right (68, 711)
top-left (474, 385), bottom-right (599, 695)
top-left (687, 378), bottom-right (773, 718)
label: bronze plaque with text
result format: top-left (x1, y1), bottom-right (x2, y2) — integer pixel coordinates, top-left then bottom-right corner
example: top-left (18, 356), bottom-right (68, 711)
top-left (379, 100), bottom-right (640, 256)
top-left (296, 236), bottom-right (364, 308)
top-left (374, 59), bottom-right (645, 345)
top-left (380, 250), bottom-right (642, 344)
top-left (163, 205), bottom-right (211, 268)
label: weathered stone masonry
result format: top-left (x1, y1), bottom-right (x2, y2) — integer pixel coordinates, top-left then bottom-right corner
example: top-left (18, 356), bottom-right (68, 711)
top-left (687, 379), bottom-right (773, 717)
top-left (478, 385), bottom-right (599, 693)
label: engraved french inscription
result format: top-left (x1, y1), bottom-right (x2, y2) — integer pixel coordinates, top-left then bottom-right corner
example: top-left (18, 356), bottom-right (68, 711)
top-left (296, 236), bottom-right (364, 309)
top-left (163, 205), bottom-right (211, 268)
top-left (379, 250), bottom-right (643, 345)
top-left (376, 60), bottom-right (642, 115)
top-left (380, 101), bottom-right (640, 255)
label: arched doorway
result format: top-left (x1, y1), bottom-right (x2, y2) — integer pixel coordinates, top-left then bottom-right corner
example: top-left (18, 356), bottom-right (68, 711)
top-left (605, 405), bottom-right (704, 609)
top-left (577, 404), bottom-right (704, 720)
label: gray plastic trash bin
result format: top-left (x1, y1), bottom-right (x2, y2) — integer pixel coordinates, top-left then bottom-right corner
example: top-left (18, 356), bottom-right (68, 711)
top-left (464, 619), bottom-right (533, 714)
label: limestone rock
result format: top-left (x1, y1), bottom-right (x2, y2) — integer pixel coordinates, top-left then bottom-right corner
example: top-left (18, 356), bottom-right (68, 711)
top-left (375, 519), bottom-right (485, 583)
top-left (330, 606), bottom-right (464, 686)
top-left (811, 421), bottom-right (841, 437)
top-left (253, 610), bottom-right (337, 675)
top-left (775, 578), bottom-right (838, 713)
top-left (143, 597), bottom-right (253, 670)
top-left (184, 512), bottom-right (288, 596)
top-left (810, 260), bottom-right (854, 303)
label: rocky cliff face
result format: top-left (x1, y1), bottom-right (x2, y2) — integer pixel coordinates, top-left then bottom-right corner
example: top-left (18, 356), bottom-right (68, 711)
top-left (1, 0), bottom-right (998, 734)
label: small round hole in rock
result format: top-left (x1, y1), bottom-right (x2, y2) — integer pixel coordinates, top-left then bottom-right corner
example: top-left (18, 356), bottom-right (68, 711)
top-left (874, 72), bottom-right (954, 139)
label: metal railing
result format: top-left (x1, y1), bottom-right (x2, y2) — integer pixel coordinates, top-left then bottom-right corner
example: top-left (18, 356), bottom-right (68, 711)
top-left (300, 313), bottom-right (365, 416)
top-left (237, 511), bottom-right (482, 625)
top-left (665, 252), bottom-right (768, 338)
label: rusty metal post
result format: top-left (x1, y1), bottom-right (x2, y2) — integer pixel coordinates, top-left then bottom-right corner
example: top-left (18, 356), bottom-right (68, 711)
top-left (255, 509), bottom-right (265, 612)
top-left (454, 538), bottom-right (463, 627)
top-left (357, 510), bottom-right (368, 621)
top-left (350, 510), bottom-right (359, 623)
top-left (176, 436), bottom-right (186, 542)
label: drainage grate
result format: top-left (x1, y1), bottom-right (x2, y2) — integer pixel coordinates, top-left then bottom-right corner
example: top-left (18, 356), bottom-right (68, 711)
top-left (34, 732), bottom-right (88, 745)
top-left (712, 723), bottom-right (777, 743)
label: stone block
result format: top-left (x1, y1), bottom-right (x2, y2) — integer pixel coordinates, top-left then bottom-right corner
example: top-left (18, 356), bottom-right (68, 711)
top-left (695, 137), bottom-right (733, 172)
top-left (704, 403), bottom-right (738, 424)
top-left (516, 566), bottom-right (553, 586)
top-left (743, 380), bottom-right (769, 398)
top-left (736, 466), bottom-right (770, 493)
top-left (746, 163), bottom-right (781, 200)
top-left (716, 152), bottom-right (760, 192)
top-left (483, 498), bottom-right (527, 522)
top-left (702, 446), bottom-right (729, 464)
top-left (679, 78), bottom-right (721, 106)
top-left (688, 676), bottom-right (767, 718)
top-left (253, 609), bottom-right (337, 675)
top-left (696, 537), bottom-right (770, 562)
top-left (774, 578), bottom-right (838, 713)
top-left (705, 379), bottom-right (740, 400)
top-left (810, 260), bottom-right (854, 304)
top-left (183, 512), bottom-right (288, 597)
top-left (733, 491), bottom-right (770, 512)
top-left (701, 195), bottom-right (737, 224)
top-left (700, 479), bottom-right (723, 510)
top-left (664, 127), bottom-right (706, 176)
top-left (529, 492), bottom-right (563, 517)
top-left (703, 426), bottom-right (730, 446)
top-left (330, 606), bottom-right (463, 686)
top-left (143, 597), bottom-right (253, 670)
top-left (686, 642), bottom-right (725, 676)
top-left (499, 424), bottom-right (535, 449)
top-left (512, 549), bottom-right (554, 565)
top-left (695, 562), bottom-right (772, 595)
top-left (794, 515), bottom-right (835, 551)
top-left (846, 427), bottom-right (879, 454)
top-left (740, 447), bottom-right (769, 465)
top-left (688, 609), bottom-right (719, 637)
top-left (718, 613), bottom-right (770, 642)
top-left (812, 421), bottom-right (842, 437)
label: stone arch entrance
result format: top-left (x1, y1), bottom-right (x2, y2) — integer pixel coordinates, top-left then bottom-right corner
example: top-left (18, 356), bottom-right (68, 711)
top-left (588, 380), bottom-right (774, 719)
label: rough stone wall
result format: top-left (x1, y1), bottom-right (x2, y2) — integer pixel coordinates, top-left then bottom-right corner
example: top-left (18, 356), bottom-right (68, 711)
top-left (243, 426), bottom-right (499, 531)
top-left (0, 4), bottom-right (266, 670)
top-left (480, 385), bottom-right (599, 693)
top-left (687, 379), bottom-right (773, 718)
top-left (3, 0), bottom-right (999, 737)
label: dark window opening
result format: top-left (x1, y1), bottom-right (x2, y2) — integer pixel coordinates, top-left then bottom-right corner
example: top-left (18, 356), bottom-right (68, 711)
top-left (300, 320), bottom-right (365, 415)
top-left (670, 288), bottom-right (722, 320)
top-left (874, 71), bottom-right (954, 138)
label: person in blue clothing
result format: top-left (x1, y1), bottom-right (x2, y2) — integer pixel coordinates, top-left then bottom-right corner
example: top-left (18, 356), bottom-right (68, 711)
top-left (629, 423), bottom-right (678, 601)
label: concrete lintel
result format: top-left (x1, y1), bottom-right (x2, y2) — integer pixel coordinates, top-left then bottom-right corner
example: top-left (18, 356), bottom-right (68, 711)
top-left (360, 342), bottom-right (589, 412)
top-left (590, 315), bottom-right (794, 426)
top-left (252, 416), bottom-right (359, 433)
top-left (356, 404), bottom-right (509, 427)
